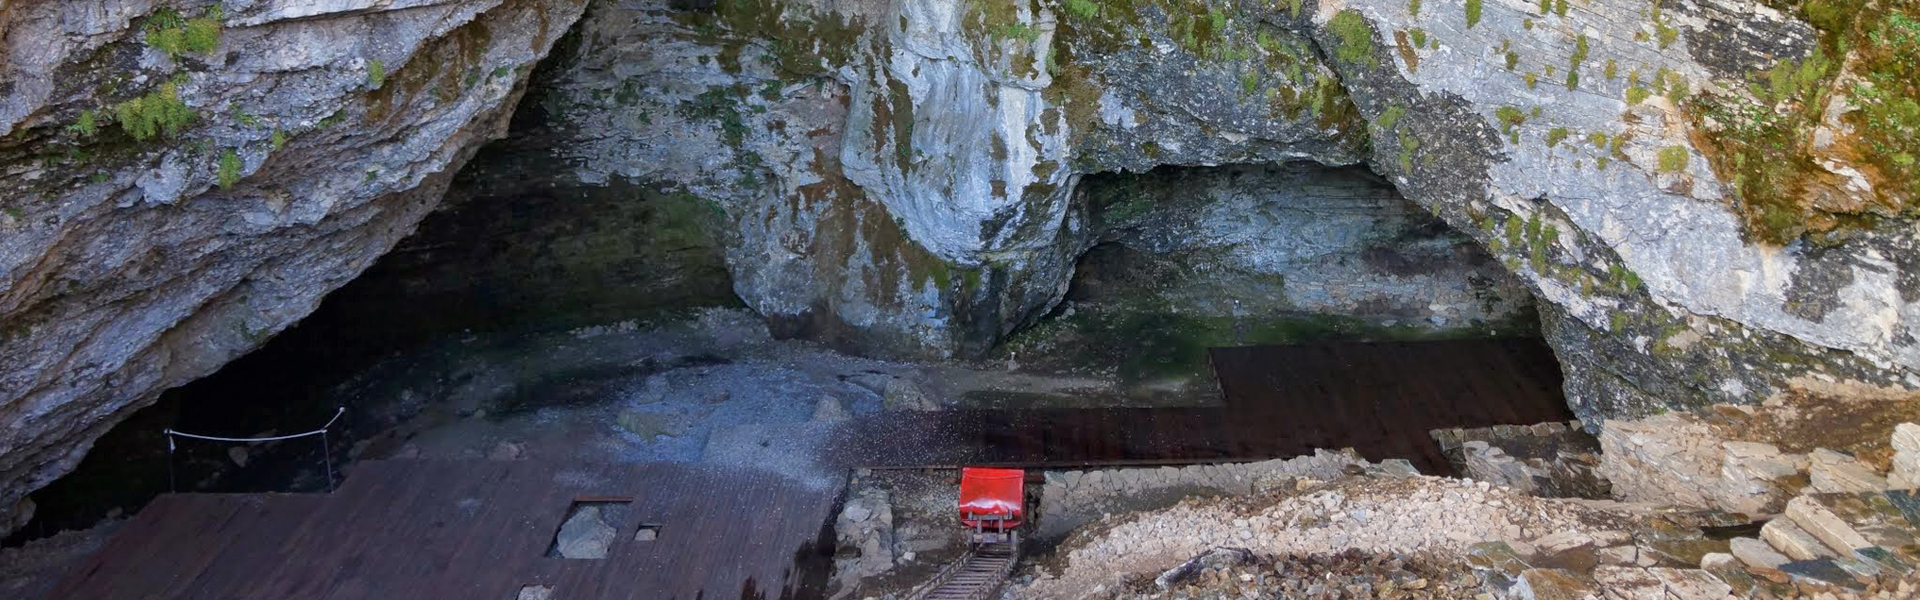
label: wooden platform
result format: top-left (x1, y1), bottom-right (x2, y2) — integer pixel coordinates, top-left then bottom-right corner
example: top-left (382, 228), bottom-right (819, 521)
top-left (835, 339), bottom-right (1572, 473)
top-left (47, 460), bottom-right (842, 600)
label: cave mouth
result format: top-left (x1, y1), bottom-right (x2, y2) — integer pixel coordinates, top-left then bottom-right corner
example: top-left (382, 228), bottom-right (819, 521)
top-left (991, 162), bottom-right (1550, 405)
top-left (6, 159), bottom-right (1572, 548)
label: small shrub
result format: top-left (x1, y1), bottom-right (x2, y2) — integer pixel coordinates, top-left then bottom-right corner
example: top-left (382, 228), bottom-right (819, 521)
top-left (113, 80), bottom-right (196, 141)
top-left (1569, 35), bottom-right (1590, 72)
top-left (67, 109), bottom-right (98, 137)
top-left (1546, 127), bottom-right (1570, 147)
top-left (1604, 59), bottom-right (1618, 79)
top-left (144, 7), bottom-right (222, 57)
top-left (1411, 29), bottom-right (1427, 48)
top-left (216, 148), bottom-right (241, 188)
top-left (1587, 132), bottom-right (1608, 148)
top-left (367, 60), bottom-right (387, 88)
top-left (1665, 73), bottom-right (1689, 101)
top-left (1626, 84), bottom-right (1650, 105)
top-left (1466, 0), bottom-right (1482, 28)
top-left (1495, 105), bottom-right (1527, 134)
top-left (1409, 0), bottom-right (1422, 17)
top-left (1506, 51), bottom-right (1519, 70)
top-left (1554, 0), bottom-right (1569, 17)
top-left (1651, 5), bottom-right (1680, 48)
top-left (1657, 146), bottom-right (1689, 172)
top-left (1525, 71), bottom-right (1538, 88)
top-left (1065, 0), bottom-right (1099, 19)
top-left (270, 130), bottom-right (287, 150)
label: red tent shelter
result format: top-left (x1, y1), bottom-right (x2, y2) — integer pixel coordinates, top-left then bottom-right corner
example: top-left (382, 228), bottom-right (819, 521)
top-left (958, 467), bottom-right (1024, 545)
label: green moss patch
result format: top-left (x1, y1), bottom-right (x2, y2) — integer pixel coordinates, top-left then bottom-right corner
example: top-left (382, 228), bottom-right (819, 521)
top-left (1687, 0), bottom-right (1920, 244)
top-left (1330, 10), bottom-right (1376, 66)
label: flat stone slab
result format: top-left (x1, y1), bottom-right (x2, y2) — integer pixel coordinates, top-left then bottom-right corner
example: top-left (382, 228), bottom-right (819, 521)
top-left (1730, 536), bottom-right (1789, 570)
top-left (1787, 496), bottom-right (1872, 553)
top-left (1854, 546), bottom-right (1917, 577)
top-left (1763, 518), bottom-right (1835, 561)
top-left (1512, 568), bottom-right (1593, 600)
top-left (1778, 558), bottom-right (1868, 590)
top-left (1591, 567), bottom-right (1732, 600)
top-left (1883, 489), bottom-right (1920, 529)
top-left (1467, 541), bottom-right (1531, 589)
top-left (1809, 448), bottom-right (1888, 494)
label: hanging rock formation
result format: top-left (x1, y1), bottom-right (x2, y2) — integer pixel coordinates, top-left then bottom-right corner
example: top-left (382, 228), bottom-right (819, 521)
top-left (515, 0), bottom-right (1918, 416)
top-left (0, 0), bottom-right (587, 532)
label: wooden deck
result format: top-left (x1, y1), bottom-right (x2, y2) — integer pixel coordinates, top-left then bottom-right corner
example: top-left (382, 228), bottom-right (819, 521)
top-left (47, 460), bottom-right (842, 600)
top-left (835, 339), bottom-right (1572, 473)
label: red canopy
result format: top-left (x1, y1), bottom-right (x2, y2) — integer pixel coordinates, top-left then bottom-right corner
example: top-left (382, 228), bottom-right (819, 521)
top-left (958, 467), bottom-right (1024, 528)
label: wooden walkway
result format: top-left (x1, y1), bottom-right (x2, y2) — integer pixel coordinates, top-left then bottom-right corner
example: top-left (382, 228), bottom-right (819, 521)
top-left (47, 460), bottom-right (842, 600)
top-left (835, 339), bottom-right (1571, 473)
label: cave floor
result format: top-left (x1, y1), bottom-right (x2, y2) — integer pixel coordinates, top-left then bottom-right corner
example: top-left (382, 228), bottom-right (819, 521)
top-left (820, 339), bottom-right (1572, 474)
top-left (44, 459), bottom-right (841, 600)
top-left (347, 309), bottom-right (1569, 477)
top-left (21, 310), bottom-right (1582, 599)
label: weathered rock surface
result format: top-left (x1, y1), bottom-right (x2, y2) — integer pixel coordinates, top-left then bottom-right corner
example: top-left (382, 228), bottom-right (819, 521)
top-left (552, 504), bottom-right (616, 559)
top-left (1434, 421), bottom-right (1609, 498)
top-left (0, 0), bottom-right (587, 532)
top-left (1598, 384), bottom-right (1920, 514)
top-left (10, 0), bottom-right (1920, 540)
top-left (505, 0), bottom-right (1920, 426)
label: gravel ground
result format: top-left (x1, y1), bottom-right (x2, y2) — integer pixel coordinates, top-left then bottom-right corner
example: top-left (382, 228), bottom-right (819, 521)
top-left (1012, 475), bottom-right (1655, 598)
top-left (1105, 549), bottom-right (1484, 600)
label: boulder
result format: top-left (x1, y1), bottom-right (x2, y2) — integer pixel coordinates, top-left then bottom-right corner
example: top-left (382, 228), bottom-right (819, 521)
top-left (553, 506), bottom-right (616, 559)
top-left (1153, 547), bottom-right (1253, 590)
top-left (810, 397), bottom-right (850, 422)
top-left (881, 378), bottom-right (940, 412)
top-left (1809, 449), bottom-right (1889, 494)
top-left (1891, 423), bottom-right (1920, 489)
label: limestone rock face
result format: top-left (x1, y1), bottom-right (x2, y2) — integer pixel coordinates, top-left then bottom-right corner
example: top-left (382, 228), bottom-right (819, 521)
top-left (0, 0), bottom-right (588, 532)
top-left (10, 0), bottom-right (1920, 538)
top-left (519, 0), bottom-right (1919, 420)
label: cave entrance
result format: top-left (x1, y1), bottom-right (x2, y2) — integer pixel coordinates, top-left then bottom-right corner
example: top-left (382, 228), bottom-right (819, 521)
top-left (973, 162), bottom-right (1574, 471)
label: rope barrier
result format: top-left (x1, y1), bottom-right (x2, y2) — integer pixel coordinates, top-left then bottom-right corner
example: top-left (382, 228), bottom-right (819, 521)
top-left (163, 407), bottom-right (345, 493)
top-left (163, 407), bottom-right (346, 446)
